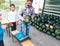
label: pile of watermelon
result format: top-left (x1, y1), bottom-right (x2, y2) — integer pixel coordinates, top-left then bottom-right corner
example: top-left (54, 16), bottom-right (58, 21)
top-left (31, 13), bottom-right (60, 40)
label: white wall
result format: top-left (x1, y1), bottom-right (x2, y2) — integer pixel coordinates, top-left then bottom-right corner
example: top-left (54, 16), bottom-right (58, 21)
top-left (32, 0), bottom-right (44, 13)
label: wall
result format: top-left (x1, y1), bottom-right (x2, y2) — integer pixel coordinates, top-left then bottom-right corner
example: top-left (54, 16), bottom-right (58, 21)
top-left (32, 0), bottom-right (44, 13)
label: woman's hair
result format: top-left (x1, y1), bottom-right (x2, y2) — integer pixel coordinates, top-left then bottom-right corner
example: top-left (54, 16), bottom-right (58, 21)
top-left (10, 4), bottom-right (15, 7)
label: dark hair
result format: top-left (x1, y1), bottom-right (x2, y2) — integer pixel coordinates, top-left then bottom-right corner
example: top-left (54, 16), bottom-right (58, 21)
top-left (27, 0), bottom-right (33, 3)
top-left (10, 4), bottom-right (15, 7)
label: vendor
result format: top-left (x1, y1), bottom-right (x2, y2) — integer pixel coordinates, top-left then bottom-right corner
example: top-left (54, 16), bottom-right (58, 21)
top-left (18, 0), bottom-right (35, 36)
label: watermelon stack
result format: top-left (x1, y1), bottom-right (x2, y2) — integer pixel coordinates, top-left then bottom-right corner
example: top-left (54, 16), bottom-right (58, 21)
top-left (31, 13), bottom-right (60, 40)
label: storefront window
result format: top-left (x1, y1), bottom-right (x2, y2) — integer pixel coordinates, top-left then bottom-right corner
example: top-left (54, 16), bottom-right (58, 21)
top-left (43, 0), bottom-right (60, 15)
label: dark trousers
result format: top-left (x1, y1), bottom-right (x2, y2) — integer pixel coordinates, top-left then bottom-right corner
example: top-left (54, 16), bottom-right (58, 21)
top-left (11, 22), bottom-right (16, 31)
top-left (0, 40), bottom-right (4, 46)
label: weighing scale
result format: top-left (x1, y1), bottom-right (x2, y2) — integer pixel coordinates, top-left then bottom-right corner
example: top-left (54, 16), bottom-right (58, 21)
top-left (15, 32), bottom-right (29, 41)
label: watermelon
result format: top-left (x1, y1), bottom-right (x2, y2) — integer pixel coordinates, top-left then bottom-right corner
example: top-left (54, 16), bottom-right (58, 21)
top-left (55, 29), bottom-right (60, 35)
top-left (48, 20), bottom-right (53, 25)
top-left (56, 35), bottom-right (60, 40)
top-left (47, 31), bottom-right (51, 35)
top-left (32, 23), bottom-right (35, 26)
top-left (39, 27), bottom-right (42, 31)
top-left (39, 23), bottom-right (43, 27)
top-left (50, 25), bottom-right (54, 29)
top-left (25, 16), bottom-right (31, 22)
top-left (45, 24), bottom-right (49, 28)
top-left (43, 29), bottom-right (47, 33)
top-left (55, 24), bottom-right (60, 29)
top-left (32, 19), bottom-right (34, 22)
top-left (50, 29), bottom-right (55, 33)
top-left (34, 25), bottom-right (36, 28)
top-left (36, 23), bottom-right (39, 26)
top-left (53, 23), bottom-right (56, 26)
top-left (35, 21), bottom-right (37, 24)
top-left (46, 27), bottom-right (50, 31)
top-left (51, 33), bottom-right (56, 37)
top-left (30, 21), bottom-right (33, 25)
top-left (42, 25), bottom-right (46, 29)
top-left (34, 17), bottom-right (37, 21)
top-left (36, 26), bottom-right (39, 29)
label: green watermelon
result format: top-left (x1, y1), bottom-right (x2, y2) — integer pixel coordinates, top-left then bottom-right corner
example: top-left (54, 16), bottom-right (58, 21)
top-left (36, 26), bottom-right (39, 29)
top-left (51, 33), bottom-right (56, 37)
top-left (39, 27), bottom-right (42, 31)
top-left (55, 29), bottom-right (60, 35)
top-left (43, 29), bottom-right (47, 33)
top-left (42, 25), bottom-right (46, 29)
top-left (50, 29), bottom-right (55, 33)
top-left (46, 28), bottom-right (50, 31)
top-left (56, 35), bottom-right (60, 40)
top-left (47, 31), bottom-right (51, 35)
